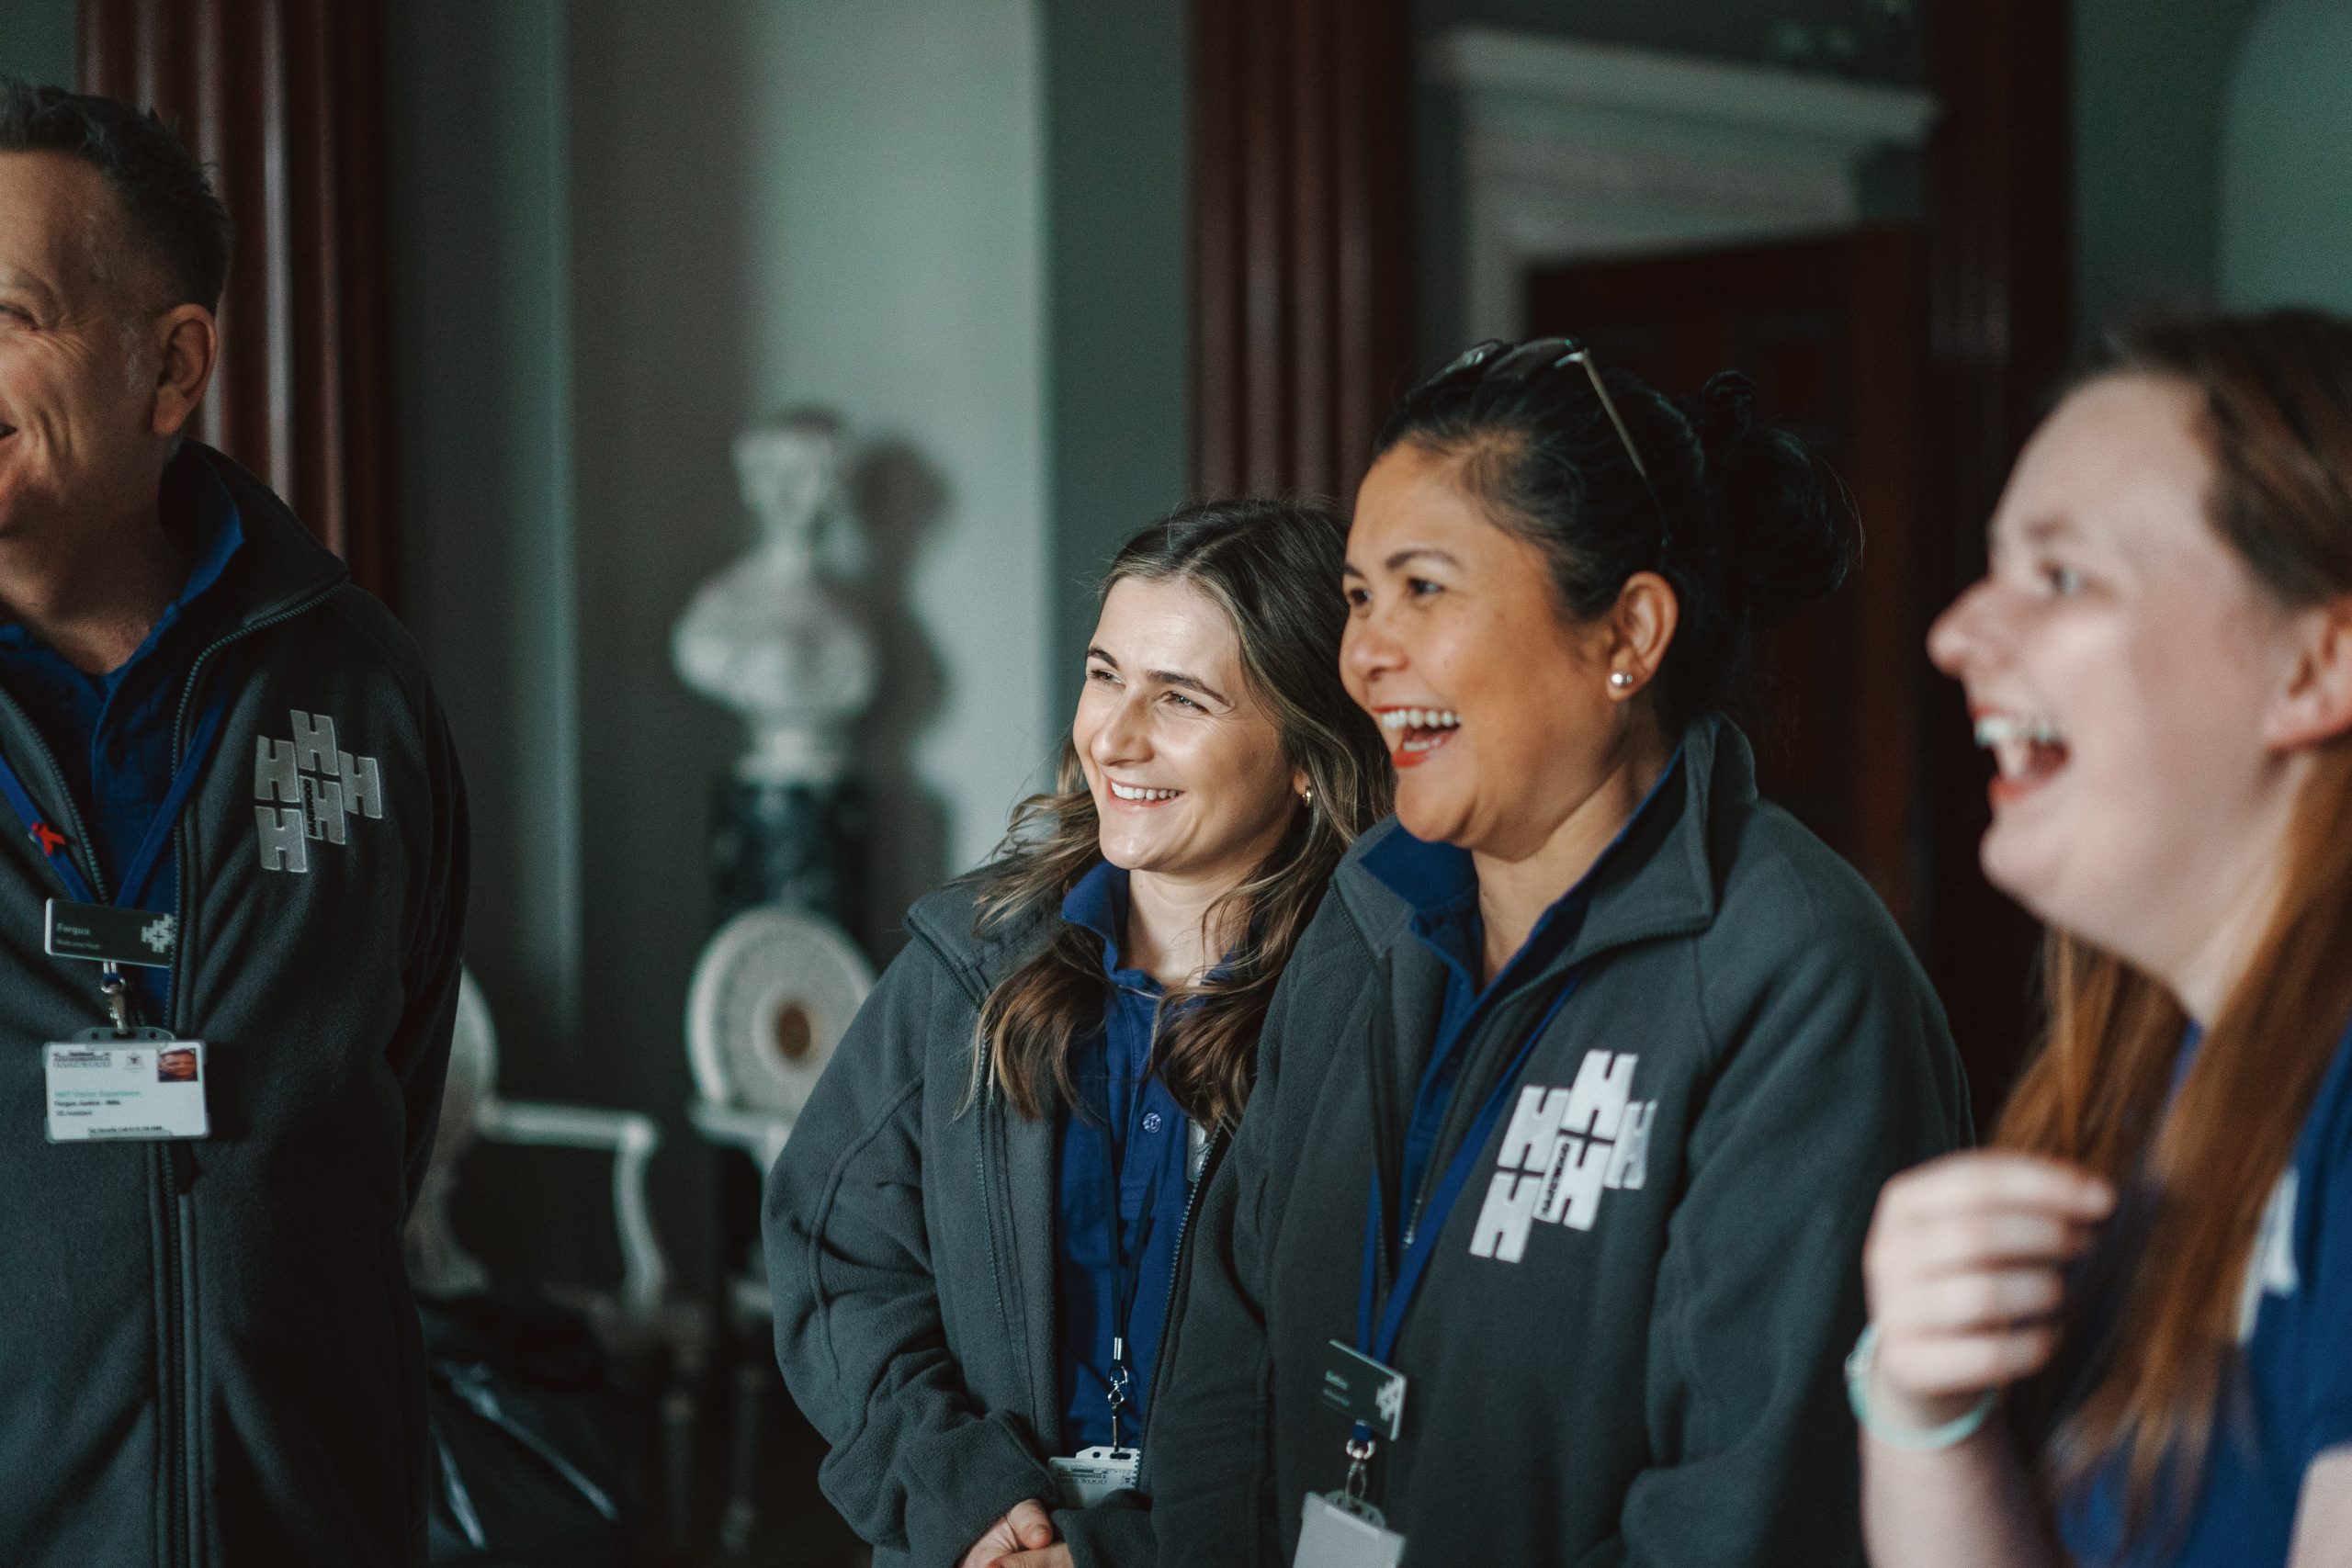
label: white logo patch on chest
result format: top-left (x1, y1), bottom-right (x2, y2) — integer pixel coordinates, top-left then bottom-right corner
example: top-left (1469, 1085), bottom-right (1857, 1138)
top-left (252, 710), bottom-right (384, 873)
top-left (1468, 1049), bottom-right (1658, 1263)
top-left (2235, 1169), bottom-right (2300, 1343)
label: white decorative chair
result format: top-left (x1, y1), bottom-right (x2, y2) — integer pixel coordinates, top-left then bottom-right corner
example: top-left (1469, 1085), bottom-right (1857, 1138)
top-left (407, 970), bottom-right (671, 1324)
top-left (406, 970), bottom-right (706, 1547)
top-left (684, 904), bottom-right (873, 1553)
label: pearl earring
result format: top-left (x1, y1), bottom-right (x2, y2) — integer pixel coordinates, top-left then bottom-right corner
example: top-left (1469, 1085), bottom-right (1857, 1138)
top-left (1610, 671), bottom-right (1635, 690)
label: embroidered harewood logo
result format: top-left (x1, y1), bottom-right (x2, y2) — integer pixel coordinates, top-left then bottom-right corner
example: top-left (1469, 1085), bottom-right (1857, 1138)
top-left (1469, 1049), bottom-right (1658, 1263)
top-left (253, 711), bottom-right (383, 873)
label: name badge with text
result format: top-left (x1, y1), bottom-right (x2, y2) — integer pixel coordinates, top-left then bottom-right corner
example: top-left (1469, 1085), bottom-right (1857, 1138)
top-left (1317, 1340), bottom-right (1407, 1440)
top-left (45, 1029), bottom-right (209, 1142)
top-left (45, 898), bottom-right (176, 968)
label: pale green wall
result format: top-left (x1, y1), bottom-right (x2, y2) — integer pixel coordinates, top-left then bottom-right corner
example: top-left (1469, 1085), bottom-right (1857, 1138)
top-left (390, 0), bottom-right (1051, 1284)
top-left (388, 0), bottom-right (583, 1057)
top-left (1043, 0), bottom-right (1190, 686)
top-left (388, 0), bottom-right (592, 1279)
top-left (0, 0), bottom-right (74, 87)
top-left (720, 0), bottom-right (1051, 909)
top-left (2073, 0), bottom-right (2266, 342)
top-left (2221, 0), bottom-right (2352, 312)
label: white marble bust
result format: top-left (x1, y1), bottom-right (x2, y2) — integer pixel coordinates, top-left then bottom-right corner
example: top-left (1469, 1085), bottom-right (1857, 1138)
top-left (673, 411), bottom-right (877, 786)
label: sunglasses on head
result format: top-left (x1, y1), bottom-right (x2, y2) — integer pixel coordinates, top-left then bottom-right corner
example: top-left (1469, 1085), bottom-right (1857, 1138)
top-left (1438, 339), bottom-right (1647, 477)
top-left (1435, 337), bottom-right (1674, 550)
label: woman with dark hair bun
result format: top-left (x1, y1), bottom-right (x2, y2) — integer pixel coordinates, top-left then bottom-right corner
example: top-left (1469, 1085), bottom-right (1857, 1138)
top-left (765, 499), bottom-right (1391, 1568)
top-left (1146, 340), bottom-right (1968, 1567)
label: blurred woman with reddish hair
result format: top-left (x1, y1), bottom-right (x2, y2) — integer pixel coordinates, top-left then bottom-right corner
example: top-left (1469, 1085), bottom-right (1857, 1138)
top-left (1860, 312), bottom-right (2352, 1565)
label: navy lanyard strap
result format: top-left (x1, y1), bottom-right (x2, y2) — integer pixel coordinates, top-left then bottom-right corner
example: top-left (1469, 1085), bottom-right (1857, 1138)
top-left (1095, 1055), bottom-right (1165, 1369)
top-left (1355, 967), bottom-right (1588, 1367)
top-left (1090, 1021), bottom-right (1173, 1451)
top-left (0, 648), bottom-right (243, 912)
top-left (0, 738), bottom-right (96, 904)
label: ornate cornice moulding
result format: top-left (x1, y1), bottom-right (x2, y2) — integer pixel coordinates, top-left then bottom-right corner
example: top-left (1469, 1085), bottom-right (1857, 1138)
top-left (1428, 28), bottom-right (1939, 337)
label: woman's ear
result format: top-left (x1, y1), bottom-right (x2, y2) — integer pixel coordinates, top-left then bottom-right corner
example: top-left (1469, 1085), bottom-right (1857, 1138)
top-left (2264, 596), bottom-right (2352, 750)
top-left (1602, 571), bottom-right (1679, 696)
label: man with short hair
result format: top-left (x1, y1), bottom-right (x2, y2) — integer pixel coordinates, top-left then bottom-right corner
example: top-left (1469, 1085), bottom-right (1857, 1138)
top-left (0, 79), bottom-right (467, 1566)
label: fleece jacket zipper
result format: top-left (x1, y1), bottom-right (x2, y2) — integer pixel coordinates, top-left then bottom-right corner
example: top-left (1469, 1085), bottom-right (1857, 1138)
top-left (1140, 1121), bottom-right (1227, 1430)
top-left (0, 682), bottom-right (206, 1557)
top-left (152, 584), bottom-right (341, 1566)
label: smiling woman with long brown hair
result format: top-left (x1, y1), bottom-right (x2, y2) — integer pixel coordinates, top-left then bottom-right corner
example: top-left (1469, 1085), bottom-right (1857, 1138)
top-left (764, 498), bottom-right (1389, 1568)
top-left (1860, 311), bottom-right (2352, 1567)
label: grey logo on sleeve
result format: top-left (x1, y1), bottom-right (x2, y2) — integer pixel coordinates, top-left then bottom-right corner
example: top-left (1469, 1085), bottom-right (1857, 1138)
top-left (253, 711), bottom-right (385, 873)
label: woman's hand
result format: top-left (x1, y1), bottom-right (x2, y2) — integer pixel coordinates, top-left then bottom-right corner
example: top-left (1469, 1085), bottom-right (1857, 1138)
top-left (1000, 1548), bottom-right (1077, 1568)
top-left (1862, 1151), bottom-right (2115, 1432)
top-left (959, 1500), bottom-right (1057, 1568)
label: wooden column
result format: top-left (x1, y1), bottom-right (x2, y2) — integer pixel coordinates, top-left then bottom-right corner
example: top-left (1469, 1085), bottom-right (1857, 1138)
top-left (1191, 0), bottom-right (1414, 500)
top-left (1919, 0), bottom-right (2075, 1117)
top-left (81, 0), bottom-right (397, 603)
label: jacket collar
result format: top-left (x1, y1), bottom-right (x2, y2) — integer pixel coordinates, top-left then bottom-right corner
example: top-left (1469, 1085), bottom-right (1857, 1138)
top-left (905, 882), bottom-right (1048, 1007)
top-left (177, 443), bottom-right (350, 634)
top-left (1332, 712), bottom-right (1752, 985)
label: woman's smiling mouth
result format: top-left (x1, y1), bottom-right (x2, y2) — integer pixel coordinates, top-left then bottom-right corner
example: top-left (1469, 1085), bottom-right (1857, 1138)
top-left (1376, 705), bottom-right (1461, 767)
top-left (1107, 779), bottom-right (1184, 807)
top-left (1974, 708), bottom-right (2071, 807)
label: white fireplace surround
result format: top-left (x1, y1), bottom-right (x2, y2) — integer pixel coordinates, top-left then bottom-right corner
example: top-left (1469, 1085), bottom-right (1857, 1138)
top-left (1429, 28), bottom-right (1939, 340)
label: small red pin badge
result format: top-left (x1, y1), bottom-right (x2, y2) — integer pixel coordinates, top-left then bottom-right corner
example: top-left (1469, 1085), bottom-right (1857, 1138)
top-left (30, 822), bottom-right (67, 856)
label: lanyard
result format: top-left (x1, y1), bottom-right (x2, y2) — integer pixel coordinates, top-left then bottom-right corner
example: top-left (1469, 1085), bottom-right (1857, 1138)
top-left (1354, 966), bottom-right (1588, 1371)
top-left (0, 654), bottom-right (243, 1007)
top-left (1093, 1047), bottom-right (1168, 1451)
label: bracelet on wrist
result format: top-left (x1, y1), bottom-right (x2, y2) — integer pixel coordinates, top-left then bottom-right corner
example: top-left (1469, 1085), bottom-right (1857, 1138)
top-left (1845, 1323), bottom-right (1997, 1451)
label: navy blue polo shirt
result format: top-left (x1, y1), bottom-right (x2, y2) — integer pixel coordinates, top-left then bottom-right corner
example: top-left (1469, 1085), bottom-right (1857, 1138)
top-left (1053, 860), bottom-right (1199, 1453)
top-left (0, 452), bottom-right (244, 1018)
top-left (2056, 1020), bottom-right (2352, 1565)
top-left (1361, 751), bottom-right (1681, 1240)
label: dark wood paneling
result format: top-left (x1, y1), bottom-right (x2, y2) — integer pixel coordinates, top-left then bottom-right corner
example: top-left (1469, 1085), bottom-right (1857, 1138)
top-left (1190, 0), bottom-right (1413, 500)
top-left (1919, 0), bottom-right (2074, 1119)
top-left (1536, 8), bottom-right (2076, 1122)
top-left (1528, 228), bottom-right (1928, 929)
top-left (81, 0), bottom-right (397, 604)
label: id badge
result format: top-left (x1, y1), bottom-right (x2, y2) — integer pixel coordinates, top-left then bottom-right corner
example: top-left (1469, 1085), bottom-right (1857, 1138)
top-left (1047, 1446), bottom-right (1141, 1508)
top-left (1295, 1491), bottom-right (1406, 1568)
top-left (45, 1029), bottom-right (209, 1142)
top-left (1317, 1340), bottom-right (1407, 1440)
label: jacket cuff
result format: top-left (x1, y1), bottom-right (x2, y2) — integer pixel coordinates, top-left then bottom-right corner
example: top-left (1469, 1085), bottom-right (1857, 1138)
top-left (900, 1410), bottom-right (1061, 1566)
top-left (1056, 1495), bottom-right (1155, 1568)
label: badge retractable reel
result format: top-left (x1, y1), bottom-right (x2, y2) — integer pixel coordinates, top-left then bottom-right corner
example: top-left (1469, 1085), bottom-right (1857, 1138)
top-left (0, 671), bottom-right (239, 1145)
top-left (1298, 972), bottom-right (1588, 1568)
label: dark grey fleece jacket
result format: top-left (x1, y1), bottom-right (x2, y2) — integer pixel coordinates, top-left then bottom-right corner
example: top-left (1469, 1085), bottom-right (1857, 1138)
top-left (0, 444), bottom-right (469, 1568)
top-left (1144, 716), bottom-right (1971, 1567)
top-left (765, 877), bottom-right (1193, 1568)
